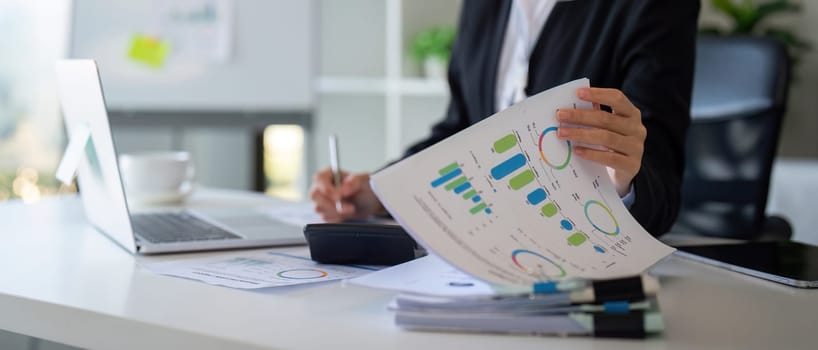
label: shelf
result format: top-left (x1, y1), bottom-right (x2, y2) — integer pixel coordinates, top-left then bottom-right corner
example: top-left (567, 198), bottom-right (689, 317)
top-left (316, 77), bottom-right (387, 95)
top-left (317, 76), bottom-right (448, 97)
top-left (399, 78), bottom-right (448, 96)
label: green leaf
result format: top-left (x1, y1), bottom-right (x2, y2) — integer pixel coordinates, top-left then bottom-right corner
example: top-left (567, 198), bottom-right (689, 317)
top-left (706, 0), bottom-right (813, 73)
top-left (410, 26), bottom-right (456, 62)
top-left (764, 27), bottom-right (812, 51)
top-left (712, 0), bottom-right (742, 19)
top-left (714, 0), bottom-right (803, 34)
top-left (734, 0), bottom-right (761, 33)
top-left (757, 0), bottom-right (800, 21)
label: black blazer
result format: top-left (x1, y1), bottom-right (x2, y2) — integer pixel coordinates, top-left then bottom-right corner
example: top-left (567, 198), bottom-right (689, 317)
top-left (404, 0), bottom-right (700, 236)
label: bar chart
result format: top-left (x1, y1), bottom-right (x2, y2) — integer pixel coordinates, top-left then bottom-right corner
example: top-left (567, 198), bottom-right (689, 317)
top-left (431, 162), bottom-right (492, 215)
top-left (485, 124), bottom-right (624, 260)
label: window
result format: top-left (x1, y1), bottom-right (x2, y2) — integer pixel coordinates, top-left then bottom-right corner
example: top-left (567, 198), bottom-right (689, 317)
top-left (0, 1), bottom-right (73, 203)
top-left (263, 125), bottom-right (305, 200)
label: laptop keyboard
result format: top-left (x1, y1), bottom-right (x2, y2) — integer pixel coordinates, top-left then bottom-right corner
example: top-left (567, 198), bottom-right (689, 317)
top-left (131, 211), bottom-right (241, 244)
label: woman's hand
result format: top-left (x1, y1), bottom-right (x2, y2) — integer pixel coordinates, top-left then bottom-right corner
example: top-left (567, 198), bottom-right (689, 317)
top-left (556, 88), bottom-right (647, 197)
top-left (308, 168), bottom-right (385, 222)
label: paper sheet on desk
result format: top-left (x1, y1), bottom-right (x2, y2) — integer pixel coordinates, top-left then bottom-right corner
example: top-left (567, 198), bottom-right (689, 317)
top-left (370, 78), bottom-right (675, 287)
top-left (256, 202), bottom-right (399, 227)
top-left (144, 252), bottom-right (376, 289)
top-left (256, 202), bottom-right (323, 227)
top-left (348, 255), bottom-right (495, 297)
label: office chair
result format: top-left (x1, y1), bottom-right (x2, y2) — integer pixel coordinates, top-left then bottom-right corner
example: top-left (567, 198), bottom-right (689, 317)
top-left (671, 35), bottom-right (793, 240)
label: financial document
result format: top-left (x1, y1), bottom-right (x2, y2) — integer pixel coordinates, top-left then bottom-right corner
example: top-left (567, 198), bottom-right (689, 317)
top-left (144, 251), bottom-right (375, 289)
top-left (371, 78), bottom-right (675, 286)
top-left (348, 255), bottom-right (495, 297)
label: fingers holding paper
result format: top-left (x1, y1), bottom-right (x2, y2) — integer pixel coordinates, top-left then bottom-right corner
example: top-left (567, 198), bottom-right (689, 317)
top-left (556, 88), bottom-right (647, 197)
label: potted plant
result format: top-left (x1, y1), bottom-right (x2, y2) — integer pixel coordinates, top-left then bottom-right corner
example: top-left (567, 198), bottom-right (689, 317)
top-left (410, 26), bottom-right (455, 80)
top-left (702, 0), bottom-right (811, 64)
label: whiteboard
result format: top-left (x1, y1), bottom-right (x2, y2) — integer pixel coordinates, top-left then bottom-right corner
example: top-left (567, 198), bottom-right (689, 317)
top-left (69, 0), bottom-right (314, 111)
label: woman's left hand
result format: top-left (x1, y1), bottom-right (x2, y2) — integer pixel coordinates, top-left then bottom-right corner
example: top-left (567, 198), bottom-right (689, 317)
top-left (556, 88), bottom-right (646, 197)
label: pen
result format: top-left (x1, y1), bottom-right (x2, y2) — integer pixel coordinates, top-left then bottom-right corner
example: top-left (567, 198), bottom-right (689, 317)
top-left (329, 134), bottom-right (343, 213)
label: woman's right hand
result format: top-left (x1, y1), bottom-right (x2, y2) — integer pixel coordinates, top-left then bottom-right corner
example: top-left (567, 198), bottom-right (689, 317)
top-left (308, 168), bottom-right (385, 222)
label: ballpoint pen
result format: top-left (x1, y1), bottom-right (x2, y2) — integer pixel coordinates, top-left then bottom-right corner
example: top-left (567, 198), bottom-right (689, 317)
top-left (329, 134), bottom-right (343, 213)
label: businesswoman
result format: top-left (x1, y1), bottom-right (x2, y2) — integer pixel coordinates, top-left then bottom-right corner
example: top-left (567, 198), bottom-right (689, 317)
top-left (310, 0), bottom-right (699, 236)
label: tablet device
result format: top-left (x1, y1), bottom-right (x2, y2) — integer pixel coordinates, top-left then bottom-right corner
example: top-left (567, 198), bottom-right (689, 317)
top-left (675, 241), bottom-right (818, 288)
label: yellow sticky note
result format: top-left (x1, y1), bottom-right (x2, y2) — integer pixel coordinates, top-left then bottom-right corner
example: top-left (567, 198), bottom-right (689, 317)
top-left (127, 34), bottom-right (171, 68)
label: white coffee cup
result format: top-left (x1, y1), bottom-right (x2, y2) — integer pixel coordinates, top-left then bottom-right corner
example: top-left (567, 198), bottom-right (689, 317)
top-left (118, 151), bottom-right (195, 204)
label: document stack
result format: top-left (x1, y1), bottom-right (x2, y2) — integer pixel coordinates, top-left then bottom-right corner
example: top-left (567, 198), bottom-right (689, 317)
top-left (389, 275), bottom-right (664, 338)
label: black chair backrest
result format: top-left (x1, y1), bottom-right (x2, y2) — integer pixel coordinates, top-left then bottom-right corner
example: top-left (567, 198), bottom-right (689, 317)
top-left (673, 35), bottom-right (790, 239)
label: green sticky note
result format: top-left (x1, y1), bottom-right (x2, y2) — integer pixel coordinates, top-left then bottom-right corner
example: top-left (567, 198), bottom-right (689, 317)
top-left (128, 34), bottom-right (170, 68)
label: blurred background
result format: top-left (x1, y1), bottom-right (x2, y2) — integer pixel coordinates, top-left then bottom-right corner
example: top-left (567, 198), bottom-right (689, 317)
top-left (0, 0), bottom-right (461, 204)
top-left (1, 1), bottom-right (817, 348)
top-left (0, 0), bottom-right (816, 217)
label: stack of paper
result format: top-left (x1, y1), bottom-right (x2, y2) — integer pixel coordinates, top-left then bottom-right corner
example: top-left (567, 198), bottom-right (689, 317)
top-left (349, 255), bottom-right (664, 338)
top-left (391, 277), bottom-right (663, 337)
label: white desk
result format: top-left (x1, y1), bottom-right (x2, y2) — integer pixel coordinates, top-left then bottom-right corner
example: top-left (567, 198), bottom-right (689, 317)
top-left (1, 189), bottom-right (817, 350)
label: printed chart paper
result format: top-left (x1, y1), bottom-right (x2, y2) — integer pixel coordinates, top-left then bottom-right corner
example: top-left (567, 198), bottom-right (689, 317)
top-left (371, 78), bottom-right (675, 286)
top-left (144, 252), bottom-right (374, 289)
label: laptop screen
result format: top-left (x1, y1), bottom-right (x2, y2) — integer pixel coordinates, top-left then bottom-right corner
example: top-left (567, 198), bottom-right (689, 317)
top-left (56, 60), bottom-right (138, 253)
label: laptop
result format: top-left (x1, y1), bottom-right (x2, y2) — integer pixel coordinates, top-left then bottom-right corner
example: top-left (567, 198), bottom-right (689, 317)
top-left (56, 59), bottom-right (306, 254)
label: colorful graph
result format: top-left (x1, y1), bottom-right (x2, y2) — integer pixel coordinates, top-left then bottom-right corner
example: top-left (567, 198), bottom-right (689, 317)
top-left (276, 268), bottom-right (329, 280)
top-left (538, 126), bottom-right (572, 170)
top-left (560, 219), bottom-right (573, 231)
top-left (511, 249), bottom-right (567, 279)
top-left (492, 128), bottom-right (613, 256)
top-left (541, 202), bottom-right (558, 217)
top-left (489, 128), bottom-right (612, 257)
top-left (567, 232), bottom-right (587, 246)
top-left (490, 153), bottom-right (526, 180)
top-left (584, 200), bottom-right (620, 236)
top-left (432, 162), bottom-right (492, 215)
top-left (493, 133), bottom-right (518, 153)
top-left (527, 188), bottom-right (547, 205)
